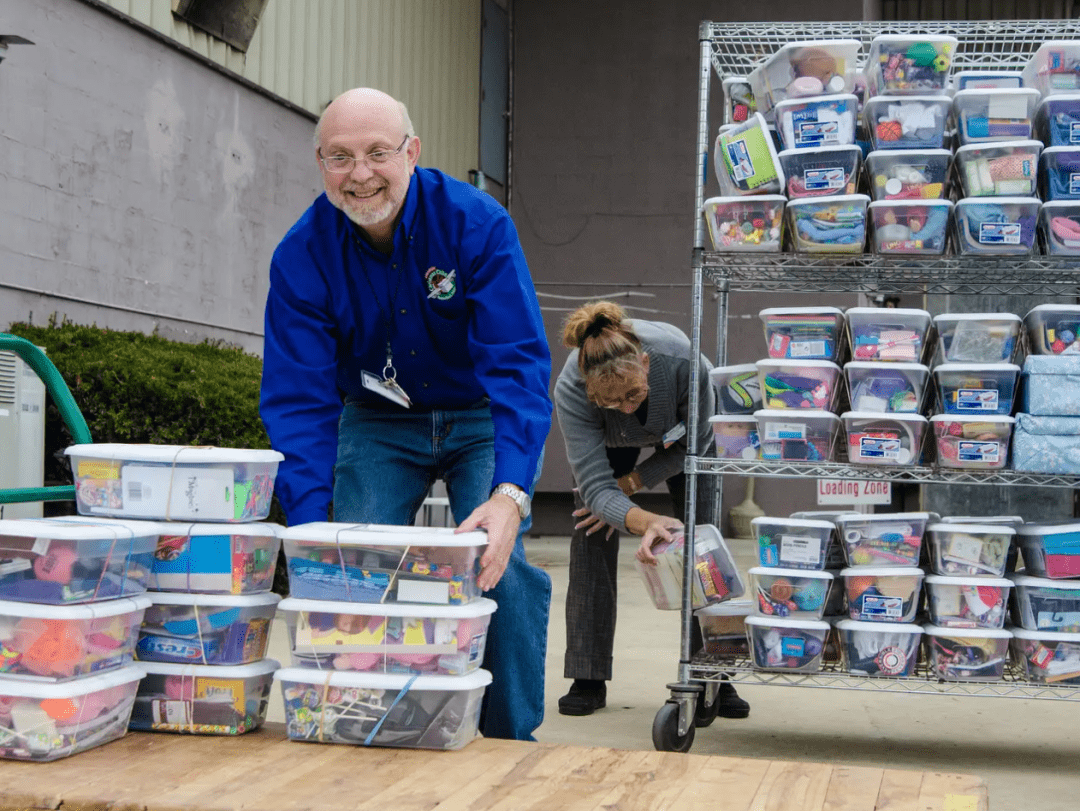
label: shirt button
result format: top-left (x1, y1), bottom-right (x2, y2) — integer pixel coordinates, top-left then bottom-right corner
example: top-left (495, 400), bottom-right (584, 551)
top-left (423, 382), bottom-right (429, 388)
top-left (400, 308), bottom-right (407, 314)
top-left (410, 350), bottom-right (416, 356)
top-left (392, 263), bottom-right (397, 269)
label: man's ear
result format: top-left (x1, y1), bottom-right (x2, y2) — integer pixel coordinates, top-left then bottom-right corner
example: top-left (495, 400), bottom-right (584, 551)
top-left (407, 136), bottom-right (421, 172)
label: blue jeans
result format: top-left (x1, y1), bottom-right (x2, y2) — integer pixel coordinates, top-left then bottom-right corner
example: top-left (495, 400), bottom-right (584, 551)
top-left (333, 400), bottom-right (552, 741)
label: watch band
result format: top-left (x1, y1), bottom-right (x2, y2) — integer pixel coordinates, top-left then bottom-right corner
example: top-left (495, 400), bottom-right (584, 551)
top-left (491, 483), bottom-right (530, 519)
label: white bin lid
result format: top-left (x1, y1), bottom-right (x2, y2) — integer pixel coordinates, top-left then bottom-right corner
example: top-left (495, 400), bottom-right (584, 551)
top-left (775, 94), bottom-right (858, 113)
top-left (748, 567), bottom-right (833, 580)
top-left (787, 193), bottom-right (870, 210)
top-left (278, 596), bottom-right (497, 619)
top-left (1016, 522), bottom-right (1080, 538)
top-left (845, 306), bottom-right (931, 319)
top-left (941, 515), bottom-right (1023, 525)
top-left (1009, 572), bottom-right (1080, 590)
top-left (840, 566), bottom-right (924, 578)
top-left (841, 411), bottom-right (927, 423)
top-left (281, 522), bottom-right (487, 547)
top-left (754, 409), bottom-right (841, 425)
top-left (778, 144), bottom-right (862, 159)
top-left (272, 666), bottom-right (492, 691)
top-left (924, 574), bottom-right (1013, 588)
top-left (0, 519), bottom-right (150, 542)
top-left (844, 361), bottom-right (929, 374)
top-left (927, 523), bottom-right (1015, 537)
top-left (0, 593), bottom-right (151, 620)
top-left (46, 517), bottom-right (165, 536)
top-left (755, 359), bottom-right (842, 371)
top-left (147, 591), bottom-right (281, 608)
top-left (923, 624), bottom-right (1012, 639)
top-left (868, 199), bottom-right (952, 211)
top-left (835, 619), bottom-right (923, 634)
top-left (153, 521), bottom-right (281, 538)
top-left (64, 444), bottom-right (283, 464)
top-left (933, 363), bottom-right (1020, 374)
top-left (930, 414), bottom-right (1014, 425)
top-left (137, 658), bottom-right (280, 679)
top-left (1009, 626), bottom-right (1080, 642)
top-left (695, 599), bottom-right (755, 617)
top-left (759, 306), bottom-right (845, 318)
top-left (0, 664), bottom-right (146, 698)
top-left (709, 415), bottom-right (757, 424)
top-left (836, 512), bottom-right (929, 527)
top-left (750, 516), bottom-right (835, 531)
top-left (953, 140), bottom-right (1042, 159)
top-left (745, 616), bottom-right (830, 631)
top-left (932, 312), bottom-right (1022, 324)
top-left (703, 194), bottom-right (787, 207)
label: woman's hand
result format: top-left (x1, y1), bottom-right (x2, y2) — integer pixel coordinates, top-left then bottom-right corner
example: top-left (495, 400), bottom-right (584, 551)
top-left (634, 515), bottom-right (684, 565)
top-left (572, 505), bottom-right (615, 539)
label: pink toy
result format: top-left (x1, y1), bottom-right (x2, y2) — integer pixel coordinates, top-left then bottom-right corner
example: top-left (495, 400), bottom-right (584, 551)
top-left (33, 543), bottom-right (79, 584)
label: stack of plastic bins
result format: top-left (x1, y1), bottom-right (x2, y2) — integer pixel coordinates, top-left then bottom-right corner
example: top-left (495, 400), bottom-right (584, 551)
top-left (0, 518), bottom-right (156, 760)
top-left (276, 522), bottom-right (501, 750)
top-left (60, 443), bottom-right (287, 737)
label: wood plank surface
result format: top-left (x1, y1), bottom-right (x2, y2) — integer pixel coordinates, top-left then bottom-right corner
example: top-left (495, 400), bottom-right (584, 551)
top-left (0, 725), bottom-right (988, 811)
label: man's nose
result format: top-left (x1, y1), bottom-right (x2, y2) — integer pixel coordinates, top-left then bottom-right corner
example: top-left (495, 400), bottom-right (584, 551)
top-left (348, 158), bottom-right (376, 180)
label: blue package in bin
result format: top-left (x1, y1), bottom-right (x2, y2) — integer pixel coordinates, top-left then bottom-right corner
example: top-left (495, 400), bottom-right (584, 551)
top-left (1012, 413), bottom-right (1080, 474)
top-left (1040, 147), bottom-right (1080, 200)
top-left (1037, 94), bottom-right (1080, 146)
top-left (1022, 355), bottom-right (1080, 416)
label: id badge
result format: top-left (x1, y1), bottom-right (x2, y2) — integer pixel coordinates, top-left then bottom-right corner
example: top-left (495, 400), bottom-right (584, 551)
top-left (662, 422), bottom-right (687, 448)
top-left (361, 370), bottom-right (412, 408)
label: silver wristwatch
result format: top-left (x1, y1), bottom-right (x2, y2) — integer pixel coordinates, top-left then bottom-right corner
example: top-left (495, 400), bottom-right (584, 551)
top-left (491, 483), bottom-right (531, 519)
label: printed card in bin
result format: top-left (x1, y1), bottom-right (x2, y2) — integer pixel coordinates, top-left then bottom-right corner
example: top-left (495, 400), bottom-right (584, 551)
top-left (282, 522), bottom-right (487, 605)
top-left (149, 522), bottom-right (281, 594)
top-left (136, 591), bottom-right (279, 666)
top-left (635, 524), bottom-right (744, 611)
top-left (714, 114), bottom-right (784, 195)
top-left (64, 444), bottom-right (283, 522)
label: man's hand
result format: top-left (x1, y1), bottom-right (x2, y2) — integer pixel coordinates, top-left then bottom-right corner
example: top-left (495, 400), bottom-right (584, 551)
top-left (457, 494), bottom-right (521, 591)
top-left (634, 515), bottom-right (684, 565)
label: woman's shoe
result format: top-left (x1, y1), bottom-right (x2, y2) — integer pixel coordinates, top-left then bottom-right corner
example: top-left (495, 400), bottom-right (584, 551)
top-left (717, 682), bottom-right (750, 719)
top-left (557, 679), bottom-right (607, 716)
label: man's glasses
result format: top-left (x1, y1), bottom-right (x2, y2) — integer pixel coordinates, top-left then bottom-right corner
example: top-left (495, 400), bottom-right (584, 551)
top-left (319, 134), bottom-right (410, 173)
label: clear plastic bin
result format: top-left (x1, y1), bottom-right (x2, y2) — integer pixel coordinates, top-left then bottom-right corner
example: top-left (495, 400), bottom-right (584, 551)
top-left (952, 88), bottom-right (1041, 146)
top-left (749, 567), bottom-right (833, 619)
top-left (842, 566), bottom-right (924, 622)
top-left (702, 195), bottom-right (785, 251)
top-left (1035, 93), bottom-right (1080, 145)
top-left (722, 76), bottom-right (757, 124)
top-left (1010, 626), bottom-right (1080, 684)
top-left (925, 575), bottom-right (1012, 629)
top-left (129, 658), bottom-right (278, 735)
top-left (136, 591), bottom-right (280, 665)
top-left (866, 149), bottom-right (950, 200)
top-left (940, 515), bottom-right (1023, 574)
top-left (953, 71), bottom-right (1023, 91)
top-left (866, 35), bottom-right (957, 96)
top-left (1040, 200), bottom-right (1080, 255)
top-left (787, 193), bottom-right (870, 253)
top-left (774, 94), bottom-right (859, 150)
top-left (714, 113), bottom-right (785, 195)
top-left (755, 409), bottom-right (842, 462)
top-left (836, 619), bottom-right (922, 676)
top-left (953, 197), bottom-right (1040, 255)
top-left (932, 313), bottom-right (1021, 363)
top-left (926, 522), bottom-right (1015, 578)
top-left (842, 411), bottom-right (927, 466)
top-left (710, 363), bottom-right (763, 414)
top-left (278, 597), bottom-right (495, 675)
top-left (708, 415), bottom-right (760, 460)
top-left (751, 516), bottom-right (834, 570)
top-left (864, 95), bottom-right (951, 150)
top-left (930, 414), bottom-right (1014, 470)
top-left (1016, 522), bottom-right (1080, 579)
top-left (1021, 41), bottom-right (1080, 96)
top-left (745, 615), bottom-right (830, 673)
top-left (148, 522), bottom-right (281, 595)
top-left (634, 524), bottom-right (745, 611)
top-left (932, 363), bottom-right (1019, 416)
top-left (845, 361), bottom-right (928, 412)
top-left (1023, 304), bottom-right (1080, 355)
top-left (756, 359), bottom-right (842, 410)
top-left (954, 141), bottom-right (1041, 197)
top-left (846, 307), bottom-right (932, 363)
top-left (275, 667), bottom-right (491, 750)
top-left (760, 306), bottom-right (845, 362)
top-left (747, 39), bottom-right (862, 120)
top-left (281, 523), bottom-right (488, 605)
top-left (835, 512), bottom-right (928, 568)
top-left (696, 599), bottom-right (753, 656)
top-left (923, 625), bottom-right (1011, 681)
top-left (868, 199), bottom-right (951, 254)
top-left (1039, 147), bottom-right (1080, 201)
top-left (1010, 573), bottom-right (1080, 631)
top-left (778, 145), bottom-right (862, 199)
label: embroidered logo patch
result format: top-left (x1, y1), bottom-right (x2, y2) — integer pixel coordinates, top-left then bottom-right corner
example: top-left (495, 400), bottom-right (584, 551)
top-left (424, 266), bottom-right (457, 300)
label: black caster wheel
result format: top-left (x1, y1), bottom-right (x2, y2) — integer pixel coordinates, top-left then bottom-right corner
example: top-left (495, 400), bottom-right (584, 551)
top-left (694, 686), bottom-right (719, 728)
top-left (652, 701), bottom-right (695, 753)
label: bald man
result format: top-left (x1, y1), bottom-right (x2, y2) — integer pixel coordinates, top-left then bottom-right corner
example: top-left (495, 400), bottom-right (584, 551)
top-left (260, 89), bottom-right (553, 741)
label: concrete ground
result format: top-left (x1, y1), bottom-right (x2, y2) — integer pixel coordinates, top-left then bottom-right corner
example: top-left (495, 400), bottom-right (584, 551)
top-left (265, 535), bottom-right (1080, 810)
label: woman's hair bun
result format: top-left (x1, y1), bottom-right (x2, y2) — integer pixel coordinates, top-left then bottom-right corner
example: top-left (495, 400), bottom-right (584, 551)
top-left (562, 301), bottom-right (627, 348)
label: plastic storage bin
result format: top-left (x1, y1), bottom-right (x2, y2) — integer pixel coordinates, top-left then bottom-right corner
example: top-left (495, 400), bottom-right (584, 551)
top-left (1040, 200), bottom-right (1080, 255)
top-left (1038, 147), bottom-right (1080, 200)
top-left (931, 414), bottom-right (1014, 470)
top-left (136, 591), bottom-right (279, 665)
top-left (1035, 93), bottom-right (1080, 145)
top-left (787, 194), bottom-right (869, 253)
top-left (745, 616), bottom-right (830, 673)
top-left (952, 88), bottom-right (1041, 146)
top-left (954, 141), bottom-right (1041, 197)
top-left (933, 363), bottom-right (1019, 416)
top-left (129, 658), bottom-right (278, 734)
top-left (954, 197), bottom-right (1040, 255)
top-left (835, 512), bottom-right (928, 568)
top-left (709, 415), bottom-right (760, 460)
top-left (714, 113), bottom-right (785, 195)
top-left (846, 307), bottom-right (932, 363)
top-left (278, 597), bottom-right (496, 675)
top-left (702, 195), bottom-right (785, 251)
top-left (1010, 627), bottom-right (1080, 683)
top-left (953, 71), bottom-right (1023, 91)
top-left (868, 199), bottom-right (951, 254)
top-left (749, 567), bottom-right (833, 619)
top-left (845, 361), bottom-right (928, 412)
top-left (747, 40), bottom-right (861, 120)
top-left (836, 619), bottom-right (922, 676)
top-left (759, 307), bottom-right (845, 362)
top-left (1009, 573), bottom-right (1080, 631)
top-left (924, 625), bottom-right (1011, 680)
top-left (1016, 522), bottom-right (1080, 579)
top-left (64, 444), bottom-right (283, 522)
top-left (924, 575), bottom-right (1012, 629)
top-left (866, 35), bottom-right (957, 96)
top-left (696, 599), bottom-right (753, 656)
top-left (634, 524), bottom-right (745, 611)
top-left (149, 522), bottom-right (281, 595)
top-left (779, 145), bottom-right (862, 199)
top-left (0, 594), bottom-right (149, 680)
top-left (755, 409), bottom-right (842, 462)
top-left (710, 363), bottom-right (763, 414)
top-left (842, 566), bottom-right (924, 622)
top-left (933, 313), bottom-right (1021, 364)
top-left (722, 76), bottom-right (757, 124)
top-left (756, 359), bottom-right (842, 410)
top-left (0, 664), bottom-right (144, 761)
top-left (774, 94), bottom-right (859, 150)
top-left (281, 523), bottom-right (488, 605)
top-left (864, 95), bottom-right (951, 150)
top-left (276, 667), bottom-right (491, 750)
top-left (866, 149), bottom-right (950, 200)
top-left (1021, 41), bottom-right (1080, 96)
top-left (926, 522), bottom-right (1015, 578)
top-left (1023, 304), bottom-right (1080, 355)
top-left (842, 411), bottom-right (927, 466)
top-left (0, 518), bottom-right (157, 604)
top-left (751, 516), bottom-right (834, 570)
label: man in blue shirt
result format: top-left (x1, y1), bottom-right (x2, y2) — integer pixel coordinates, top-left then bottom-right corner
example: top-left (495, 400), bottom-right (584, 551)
top-left (260, 88), bottom-right (553, 740)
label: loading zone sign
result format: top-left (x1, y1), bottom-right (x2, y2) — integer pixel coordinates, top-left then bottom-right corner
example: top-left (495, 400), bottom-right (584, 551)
top-left (817, 478), bottom-right (892, 505)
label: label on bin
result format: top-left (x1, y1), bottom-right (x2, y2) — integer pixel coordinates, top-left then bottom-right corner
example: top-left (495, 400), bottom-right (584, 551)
top-left (764, 422), bottom-right (807, 440)
top-left (1070, 173), bottom-right (1080, 196)
top-left (957, 389), bottom-right (998, 411)
top-left (804, 167), bottom-right (846, 190)
top-left (978, 222), bottom-right (1021, 245)
top-left (945, 535), bottom-right (985, 566)
top-left (1071, 122), bottom-right (1080, 144)
top-left (780, 635), bottom-right (806, 657)
top-left (957, 440), bottom-right (1000, 463)
top-left (779, 533), bottom-right (822, 565)
top-left (726, 139), bottom-right (755, 182)
top-left (118, 465), bottom-right (235, 520)
top-left (859, 594), bottom-right (903, 619)
top-left (789, 338), bottom-right (829, 357)
top-left (856, 434), bottom-right (901, 460)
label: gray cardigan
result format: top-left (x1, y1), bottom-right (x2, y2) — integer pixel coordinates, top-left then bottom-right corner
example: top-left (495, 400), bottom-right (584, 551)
top-left (554, 320), bottom-right (714, 532)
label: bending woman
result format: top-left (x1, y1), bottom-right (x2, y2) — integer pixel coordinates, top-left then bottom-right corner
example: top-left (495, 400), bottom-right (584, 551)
top-left (554, 301), bottom-right (749, 718)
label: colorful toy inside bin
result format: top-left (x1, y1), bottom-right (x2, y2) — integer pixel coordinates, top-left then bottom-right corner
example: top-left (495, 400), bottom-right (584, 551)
top-left (278, 597), bottom-right (496, 676)
top-left (846, 307), bottom-right (932, 363)
top-left (1016, 522), bottom-right (1080, 579)
top-left (866, 35), bottom-right (957, 96)
top-left (0, 518), bottom-right (158, 604)
top-left (845, 361), bottom-right (928, 412)
top-left (749, 567), bottom-right (833, 619)
top-left (759, 306), bottom-right (845, 362)
top-left (933, 363), bottom-right (1019, 416)
top-left (755, 409), bottom-right (841, 462)
top-left (924, 625), bottom-right (1011, 681)
top-left (952, 88), bottom-right (1041, 146)
top-left (1009, 573), bottom-right (1080, 631)
top-left (710, 363), bottom-right (763, 415)
top-left (751, 516), bottom-right (834, 570)
top-left (136, 591), bottom-right (279, 666)
top-left (779, 145), bottom-right (862, 199)
top-left (925, 575), bottom-right (1012, 629)
top-left (868, 199), bottom-right (951, 254)
top-left (696, 599), bottom-right (753, 657)
top-left (1021, 40), bottom-right (1080, 96)
top-left (1035, 93), bottom-right (1080, 145)
top-left (747, 39), bottom-right (862, 120)
top-left (933, 313), bottom-right (1021, 364)
top-left (774, 94), bottom-right (859, 150)
top-left (722, 76), bottom-right (757, 124)
top-left (275, 667), bottom-right (491, 750)
top-left (864, 95), bottom-right (951, 150)
top-left (129, 658), bottom-right (278, 735)
top-left (708, 415), bottom-right (760, 460)
top-left (1010, 627), bottom-right (1080, 684)
top-left (64, 444), bottom-right (283, 522)
top-left (953, 197), bottom-right (1040, 255)
top-left (931, 414), bottom-right (1014, 470)
top-left (1024, 304), bottom-right (1080, 355)
top-left (755, 359), bottom-right (842, 410)
top-left (842, 411), bottom-right (927, 466)
top-left (787, 193), bottom-right (870, 253)
top-left (842, 566), bottom-right (924, 622)
top-left (745, 615), bottom-right (830, 673)
top-left (835, 512), bottom-right (928, 568)
top-left (836, 619), bottom-right (922, 677)
top-left (148, 522), bottom-right (281, 595)
top-left (714, 113), bottom-right (785, 195)
top-left (281, 523), bottom-right (488, 605)
top-left (866, 149), bottom-right (950, 200)
top-left (702, 195), bottom-right (785, 251)
top-left (634, 524), bottom-right (745, 611)
top-left (1040, 200), bottom-right (1080, 255)
top-left (954, 141), bottom-right (1041, 197)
